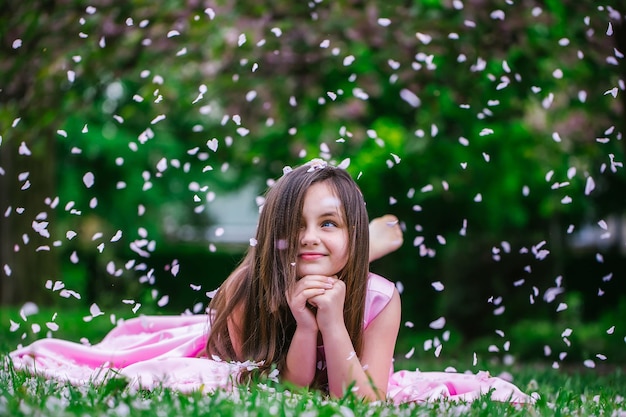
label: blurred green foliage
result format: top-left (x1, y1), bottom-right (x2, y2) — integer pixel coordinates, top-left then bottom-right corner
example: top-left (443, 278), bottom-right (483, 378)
top-left (1, 0), bottom-right (624, 363)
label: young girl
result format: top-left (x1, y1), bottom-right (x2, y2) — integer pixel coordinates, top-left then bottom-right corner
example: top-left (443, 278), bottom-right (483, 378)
top-left (206, 159), bottom-right (401, 400)
top-left (9, 159), bottom-right (530, 403)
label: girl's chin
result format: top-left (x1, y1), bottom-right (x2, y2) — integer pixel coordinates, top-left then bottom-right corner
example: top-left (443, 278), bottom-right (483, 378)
top-left (296, 268), bottom-right (337, 277)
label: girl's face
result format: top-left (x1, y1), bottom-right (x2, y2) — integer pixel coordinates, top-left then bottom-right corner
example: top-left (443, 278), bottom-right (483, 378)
top-left (296, 181), bottom-right (349, 278)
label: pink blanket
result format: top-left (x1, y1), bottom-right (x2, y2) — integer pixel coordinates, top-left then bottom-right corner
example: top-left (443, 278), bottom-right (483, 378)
top-left (8, 314), bottom-right (532, 403)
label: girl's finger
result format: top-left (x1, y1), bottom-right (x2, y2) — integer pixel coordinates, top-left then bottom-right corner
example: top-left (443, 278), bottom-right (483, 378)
top-left (304, 288), bottom-right (326, 298)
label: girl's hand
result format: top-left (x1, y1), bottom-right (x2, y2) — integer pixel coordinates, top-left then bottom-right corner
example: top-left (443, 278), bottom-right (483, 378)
top-left (286, 275), bottom-right (334, 331)
top-left (308, 277), bottom-right (346, 332)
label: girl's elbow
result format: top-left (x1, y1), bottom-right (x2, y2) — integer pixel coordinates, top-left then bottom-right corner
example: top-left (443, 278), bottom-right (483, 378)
top-left (358, 385), bottom-right (387, 402)
top-left (329, 382), bottom-right (385, 402)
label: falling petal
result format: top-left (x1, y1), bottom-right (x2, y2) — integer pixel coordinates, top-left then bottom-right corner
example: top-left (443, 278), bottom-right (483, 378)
top-left (59, 289), bottom-right (81, 299)
top-left (89, 303), bottom-right (104, 317)
top-left (337, 158), bottom-right (351, 169)
top-left (405, 347), bottom-right (415, 359)
top-left (434, 344), bottom-right (443, 357)
top-left (10, 320), bottom-right (20, 332)
top-left (19, 142), bottom-right (32, 156)
top-left (157, 295), bottom-right (169, 307)
top-left (83, 172), bottom-right (95, 188)
top-left (111, 230), bottom-right (122, 242)
top-left (490, 10), bottom-right (505, 20)
top-left (207, 138), bottom-right (218, 152)
top-left (400, 89), bottom-right (421, 107)
top-left (156, 158), bottom-right (167, 172)
top-left (429, 316), bottom-right (446, 329)
top-left (544, 345), bottom-right (552, 356)
top-left (238, 33), bottom-right (246, 46)
top-left (151, 114), bottom-right (166, 124)
top-left (584, 176), bottom-right (596, 195)
top-left (20, 302), bottom-right (39, 319)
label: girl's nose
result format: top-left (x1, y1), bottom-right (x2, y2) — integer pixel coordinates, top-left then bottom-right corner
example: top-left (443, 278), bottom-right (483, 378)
top-left (300, 226), bottom-right (320, 245)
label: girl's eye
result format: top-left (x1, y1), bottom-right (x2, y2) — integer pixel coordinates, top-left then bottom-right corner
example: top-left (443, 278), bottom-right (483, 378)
top-left (321, 220), bottom-right (337, 228)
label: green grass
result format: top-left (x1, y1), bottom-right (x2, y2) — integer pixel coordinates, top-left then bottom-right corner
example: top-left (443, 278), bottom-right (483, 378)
top-left (0, 360), bottom-right (624, 416)
top-left (2, 307), bottom-right (625, 416)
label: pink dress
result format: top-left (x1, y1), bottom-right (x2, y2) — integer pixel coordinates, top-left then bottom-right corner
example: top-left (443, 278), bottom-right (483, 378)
top-left (8, 273), bottom-right (531, 403)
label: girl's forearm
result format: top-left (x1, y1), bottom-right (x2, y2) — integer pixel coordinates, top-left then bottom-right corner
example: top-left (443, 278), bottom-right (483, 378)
top-left (282, 326), bottom-right (319, 387)
top-left (320, 326), bottom-right (383, 401)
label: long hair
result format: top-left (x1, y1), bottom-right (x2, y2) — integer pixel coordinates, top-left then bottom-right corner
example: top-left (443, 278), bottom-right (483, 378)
top-left (206, 162), bottom-right (370, 382)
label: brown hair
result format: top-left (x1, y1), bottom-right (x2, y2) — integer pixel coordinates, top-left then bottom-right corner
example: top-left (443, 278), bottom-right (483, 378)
top-left (206, 162), bottom-right (370, 383)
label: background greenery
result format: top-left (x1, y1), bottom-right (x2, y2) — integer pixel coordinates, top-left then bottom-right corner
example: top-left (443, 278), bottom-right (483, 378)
top-left (1, 0), bottom-right (624, 370)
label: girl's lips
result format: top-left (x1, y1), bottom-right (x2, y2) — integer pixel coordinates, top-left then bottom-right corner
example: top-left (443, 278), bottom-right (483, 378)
top-left (299, 253), bottom-right (325, 261)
